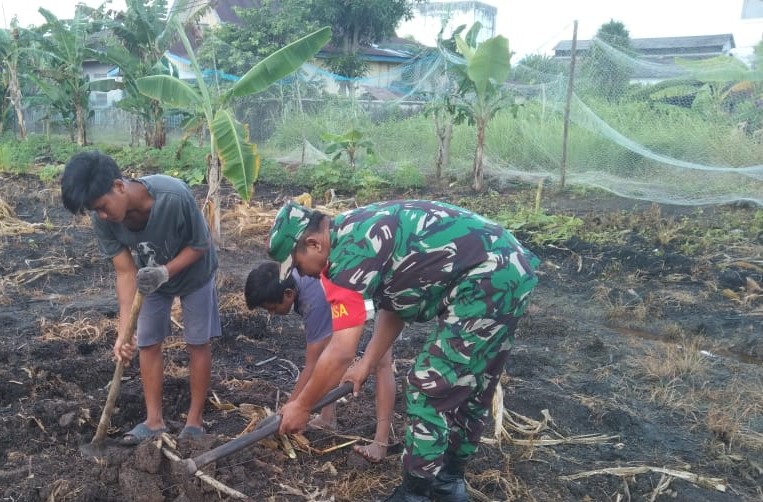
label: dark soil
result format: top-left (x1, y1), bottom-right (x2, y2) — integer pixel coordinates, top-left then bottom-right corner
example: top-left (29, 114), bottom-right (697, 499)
top-left (1, 173), bottom-right (761, 502)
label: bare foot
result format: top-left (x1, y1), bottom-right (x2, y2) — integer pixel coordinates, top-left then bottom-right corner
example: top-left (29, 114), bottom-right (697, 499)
top-left (352, 440), bottom-right (388, 463)
top-left (307, 415), bottom-right (337, 431)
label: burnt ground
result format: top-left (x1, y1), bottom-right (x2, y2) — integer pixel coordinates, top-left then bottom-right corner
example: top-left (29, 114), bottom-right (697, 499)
top-left (0, 172), bottom-right (762, 502)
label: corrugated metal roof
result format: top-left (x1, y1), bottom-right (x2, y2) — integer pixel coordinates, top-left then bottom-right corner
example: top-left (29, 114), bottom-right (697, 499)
top-left (553, 34), bottom-right (735, 52)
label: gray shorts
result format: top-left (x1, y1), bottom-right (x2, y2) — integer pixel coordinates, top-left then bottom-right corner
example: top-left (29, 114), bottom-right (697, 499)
top-left (136, 277), bottom-right (221, 347)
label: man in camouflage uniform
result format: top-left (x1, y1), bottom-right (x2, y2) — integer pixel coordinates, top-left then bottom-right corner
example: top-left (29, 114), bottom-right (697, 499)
top-left (269, 200), bottom-right (539, 501)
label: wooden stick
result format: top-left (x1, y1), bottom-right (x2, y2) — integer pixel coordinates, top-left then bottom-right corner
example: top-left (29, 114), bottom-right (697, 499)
top-left (254, 355), bottom-right (277, 367)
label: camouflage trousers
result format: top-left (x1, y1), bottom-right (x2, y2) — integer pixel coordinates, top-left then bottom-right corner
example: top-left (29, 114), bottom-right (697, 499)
top-left (402, 261), bottom-right (537, 479)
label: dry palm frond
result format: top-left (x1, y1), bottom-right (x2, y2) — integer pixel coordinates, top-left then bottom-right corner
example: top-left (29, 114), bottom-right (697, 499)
top-left (208, 392), bottom-right (237, 412)
top-left (0, 198), bottom-right (41, 236)
top-left (484, 406), bottom-right (618, 448)
top-left (221, 202), bottom-right (277, 245)
top-left (164, 359), bottom-right (188, 378)
top-left (6, 255), bottom-right (78, 285)
top-left (332, 469), bottom-right (391, 501)
top-left (218, 377), bottom-right (258, 391)
top-left (277, 483), bottom-right (329, 501)
top-left (491, 381), bottom-right (505, 443)
top-left (238, 404), bottom-right (273, 433)
top-left (162, 335), bottom-right (186, 351)
top-left (737, 430), bottom-right (763, 451)
top-left (221, 196), bottom-right (346, 246)
top-left (38, 314), bottom-right (115, 343)
top-left (560, 465), bottom-right (727, 492)
top-left (280, 434), bottom-right (297, 459)
top-left (219, 292), bottom-right (250, 314)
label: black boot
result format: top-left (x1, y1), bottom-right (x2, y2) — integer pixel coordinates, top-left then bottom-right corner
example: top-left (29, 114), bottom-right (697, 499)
top-left (383, 472), bottom-right (432, 501)
top-left (431, 455), bottom-right (468, 502)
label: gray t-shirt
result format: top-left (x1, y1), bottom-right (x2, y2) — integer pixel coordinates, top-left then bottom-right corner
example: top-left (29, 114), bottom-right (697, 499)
top-left (292, 270), bottom-right (332, 345)
top-left (92, 174), bottom-right (217, 296)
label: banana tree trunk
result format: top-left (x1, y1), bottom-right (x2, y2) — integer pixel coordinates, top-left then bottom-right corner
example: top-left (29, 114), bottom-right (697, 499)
top-left (472, 119), bottom-right (486, 192)
top-left (75, 99), bottom-right (87, 146)
top-left (150, 120), bottom-right (166, 149)
top-left (147, 101), bottom-right (166, 148)
top-left (7, 63), bottom-right (26, 139)
top-left (205, 151), bottom-right (222, 245)
top-left (434, 113), bottom-right (452, 184)
top-left (131, 116), bottom-right (141, 147)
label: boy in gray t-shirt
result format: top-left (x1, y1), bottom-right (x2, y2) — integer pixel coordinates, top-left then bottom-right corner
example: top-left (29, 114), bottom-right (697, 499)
top-left (245, 261), bottom-right (395, 462)
top-left (61, 151), bottom-right (221, 443)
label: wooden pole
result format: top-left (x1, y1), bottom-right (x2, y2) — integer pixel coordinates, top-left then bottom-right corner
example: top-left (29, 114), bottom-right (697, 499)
top-left (560, 20), bottom-right (578, 189)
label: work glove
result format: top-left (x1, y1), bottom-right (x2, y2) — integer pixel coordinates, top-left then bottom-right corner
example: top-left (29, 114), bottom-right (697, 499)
top-left (136, 265), bottom-right (169, 295)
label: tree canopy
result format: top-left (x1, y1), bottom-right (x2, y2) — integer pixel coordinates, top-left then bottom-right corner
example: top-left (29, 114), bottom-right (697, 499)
top-left (198, 0), bottom-right (319, 76)
top-left (199, 0), bottom-right (424, 80)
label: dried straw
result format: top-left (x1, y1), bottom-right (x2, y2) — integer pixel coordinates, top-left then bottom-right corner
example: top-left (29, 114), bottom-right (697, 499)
top-left (0, 198), bottom-right (40, 236)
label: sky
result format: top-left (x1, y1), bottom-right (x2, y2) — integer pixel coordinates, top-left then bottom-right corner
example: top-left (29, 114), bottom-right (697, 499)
top-left (3, 0), bottom-right (762, 59)
top-left (0, 0), bottom-right (126, 27)
top-left (486, 0), bottom-right (763, 60)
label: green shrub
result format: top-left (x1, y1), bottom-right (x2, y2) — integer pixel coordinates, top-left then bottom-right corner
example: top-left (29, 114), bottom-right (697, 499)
top-left (391, 162), bottom-right (425, 190)
top-left (38, 164), bottom-right (64, 184)
top-left (493, 207), bottom-right (584, 246)
top-left (257, 158), bottom-right (293, 187)
top-left (103, 142), bottom-right (208, 186)
top-left (305, 160), bottom-right (354, 196)
top-left (352, 168), bottom-right (390, 203)
top-left (0, 134), bottom-right (90, 173)
top-left (0, 144), bottom-right (12, 172)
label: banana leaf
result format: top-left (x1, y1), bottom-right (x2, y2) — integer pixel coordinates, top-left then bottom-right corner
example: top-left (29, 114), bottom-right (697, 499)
top-left (136, 75), bottom-right (202, 109)
top-left (211, 109), bottom-right (258, 200)
top-left (226, 26), bottom-right (331, 100)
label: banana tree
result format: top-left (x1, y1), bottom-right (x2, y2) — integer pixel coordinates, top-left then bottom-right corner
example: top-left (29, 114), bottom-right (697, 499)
top-left (0, 19), bottom-right (34, 139)
top-left (137, 25), bottom-right (331, 242)
top-left (632, 56), bottom-right (763, 134)
top-left (321, 128), bottom-right (374, 170)
top-left (451, 30), bottom-right (514, 192)
top-left (89, 0), bottom-right (201, 148)
top-left (34, 7), bottom-right (97, 146)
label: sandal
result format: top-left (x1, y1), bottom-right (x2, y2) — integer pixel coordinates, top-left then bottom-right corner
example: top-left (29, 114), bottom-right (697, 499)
top-left (178, 425), bottom-right (206, 440)
top-left (120, 423), bottom-right (168, 446)
top-left (352, 440), bottom-right (388, 463)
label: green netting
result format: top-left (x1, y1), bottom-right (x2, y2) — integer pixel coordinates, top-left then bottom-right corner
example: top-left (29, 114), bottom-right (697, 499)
top-left (247, 34), bottom-right (763, 205)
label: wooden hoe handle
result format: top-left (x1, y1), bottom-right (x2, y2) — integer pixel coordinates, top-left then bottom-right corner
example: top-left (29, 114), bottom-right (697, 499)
top-left (92, 291), bottom-right (145, 443)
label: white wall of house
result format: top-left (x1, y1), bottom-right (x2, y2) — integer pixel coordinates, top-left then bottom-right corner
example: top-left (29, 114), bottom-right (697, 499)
top-left (397, 0), bottom-right (497, 46)
top-left (302, 59), bottom-right (409, 96)
top-left (165, 53), bottom-right (206, 80)
top-left (83, 61), bottom-right (124, 108)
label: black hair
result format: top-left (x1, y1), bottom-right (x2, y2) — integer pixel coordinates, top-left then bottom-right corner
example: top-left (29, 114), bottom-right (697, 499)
top-left (244, 260), bottom-right (297, 309)
top-left (295, 209), bottom-right (327, 252)
top-left (305, 209), bottom-right (326, 233)
top-left (61, 151), bottom-right (123, 215)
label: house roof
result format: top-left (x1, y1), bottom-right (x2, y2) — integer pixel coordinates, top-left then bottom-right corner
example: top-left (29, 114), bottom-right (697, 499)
top-left (552, 34), bottom-right (738, 80)
top-left (553, 34), bottom-right (736, 54)
top-left (212, 0), bottom-right (257, 24)
top-left (167, 0), bottom-right (258, 56)
top-left (319, 39), bottom-right (428, 63)
top-left (167, 0), bottom-right (430, 64)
